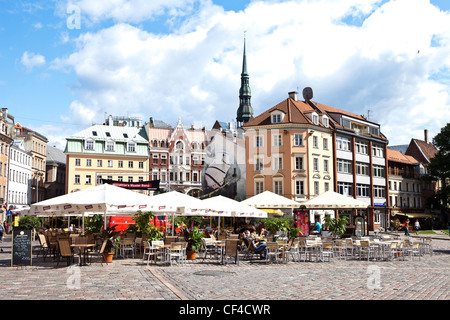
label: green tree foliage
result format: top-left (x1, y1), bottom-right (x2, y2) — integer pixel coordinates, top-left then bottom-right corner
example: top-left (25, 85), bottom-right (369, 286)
top-left (324, 215), bottom-right (349, 238)
top-left (18, 216), bottom-right (42, 230)
top-left (426, 123), bottom-right (450, 209)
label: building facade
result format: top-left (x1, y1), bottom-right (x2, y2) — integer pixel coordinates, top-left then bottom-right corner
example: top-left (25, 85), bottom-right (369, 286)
top-left (387, 148), bottom-right (424, 224)
top-left (243, 88), bottom-right (389, 232)
top-left (0, 108), bottom-right (14, 219)
top-left (14, 123), bottom-right (48, 204)
top-left (8, 140), bottom-right (32, 210)
top-left (64, 120), bottom-right (150, 194)
top-left (45, 145), bottom-right (66, 200)
top-left (146, 118), bottom-right (209, 195)
top-left (243, 91), bottom-right (335, 221)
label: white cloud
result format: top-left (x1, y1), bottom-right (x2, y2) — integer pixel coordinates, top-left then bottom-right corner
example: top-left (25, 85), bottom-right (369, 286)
top-left (21, 51), bottom-right (46, 71)
top-left (54, 0), bottom-right (450, 146)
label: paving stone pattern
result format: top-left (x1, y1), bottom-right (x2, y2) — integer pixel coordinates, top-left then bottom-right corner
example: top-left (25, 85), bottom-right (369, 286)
top-left (1, 234), bottom-right (449, 300)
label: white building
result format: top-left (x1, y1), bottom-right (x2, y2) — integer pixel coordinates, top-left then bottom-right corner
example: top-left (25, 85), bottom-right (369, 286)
top-left (8, 140), bottom-right (32, 209)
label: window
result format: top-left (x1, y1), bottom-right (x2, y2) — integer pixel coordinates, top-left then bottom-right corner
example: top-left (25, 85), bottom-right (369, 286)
top-left (118, 176), bottom-right (123, 182)
top-left (295, 180), bottom-right (304, 195)
top-left (313, 158), bottom-right (319, 171)
top-left (255, 136), bottom-right (264, 148)
top-left (255, 156), bottom-right (264, 171)
top-left (295, 156), bottom-right (304, 170)
top-left (372, 144), bottom-right (384, 157)
top-left (86, 159), bottom-right (92, 167)
top-left (323, 159), bottom-right (329, 173)
top-left (128, 176), bottom-right (133, 183)
top-left (108, 160), bottom-right (113, 167)
top-left (85, 139), bottom-right (94, 150)
top-left (314, 181), bottom-right (319, 195)
top-left (273, 156), bottom-right (283, 171)
top-left (324, 182), bottom-right (330, 192)
top-left (176, 141), bottom-right (184, 150)
top-left (255, 181), bottom-right (264, 195)
top-left (139, 161), bottom-right (144, 169)
top-left (96, 175), bottom-right (102, 185)
top-left (106, 140), bottom-right (115, 151)
top-left (312, 113), bottom-right (319, 125)
top-left (74, 175), bottom-right (80, 184)
top-left (357, 184), bottom-right (370, 197)
top-left (97, 160), bottom-right (102, 167)
top-left (373, 165), bottom-right (385, 177)
top-left (374, 186), bottom-right (385, 198)
top-left (356, 162), bottom-right (369, 175)
top-left (322, 116), bottom-right (329, 127)
top-left (75, 159), bottom-right (81, 166)
top-left (313, 136), bottom-right (318, 148)
top-left (86, 175), bottom-right (92, 184)
top-left (338, 182), bottom-right (353, 196)
top-left (105, 132), bottom-right (111, 137)
top-left (271, 113), bottom-right (282, 123)
top-left (337, 159), bottom-right (352, 174)
top-left (274, 180), bottom-right (283, 195)
top-left (294, 134), bottom-right (303, 146)
top-left (336, 136), bottom-right (351, 151)
top-left (355, 141), bottom-right (368, 154)
top-left (272, 134), bottom-right (282, 147)
top-left (118, 160), bottom-right (123, 168)
top-left (128, 161), bottom-right (133, 168)
top-left (342, 118), bottom-right (351, 128)
top-left (323, 138), bottom-right (329, 150)
top-left (369, 126), bottom-right (379, 136)
top-left (127, 142), bottom-right (136, 152)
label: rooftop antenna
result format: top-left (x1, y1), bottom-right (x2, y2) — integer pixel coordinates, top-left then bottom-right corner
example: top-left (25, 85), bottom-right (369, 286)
top-left (367, 109), bottom-right (371, 121)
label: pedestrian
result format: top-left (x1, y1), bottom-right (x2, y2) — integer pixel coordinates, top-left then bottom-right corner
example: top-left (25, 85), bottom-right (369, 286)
top-left (0, 221), bottom-right (4, 252)
top-left (414, 219), bottom-right (420, 235)
top-left (404, 218), bottom-right (410, 236)
top-left (0, 221), bottom-right (4, 242)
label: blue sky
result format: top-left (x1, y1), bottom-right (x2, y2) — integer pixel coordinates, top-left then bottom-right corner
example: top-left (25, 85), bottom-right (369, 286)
top-left (1, 0), bottom-right (450, 149)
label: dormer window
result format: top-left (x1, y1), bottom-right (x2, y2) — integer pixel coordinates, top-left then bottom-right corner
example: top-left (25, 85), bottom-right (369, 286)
top-left (85, 139), bottom-right (95, 150)
top-left (105, 140), bottom-right (115, 152)
top-left (322, 115), bottom-right (329, 128)
top-left (312, 113), bottom-right (319, 125)
top-left (127, 141), bottom-right (136, 152)
top-left (270, 110), bottom-right (285, 124)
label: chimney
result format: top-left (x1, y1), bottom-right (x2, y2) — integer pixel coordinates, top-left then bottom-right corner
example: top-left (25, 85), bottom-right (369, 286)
top-left (149, 117), bottom-right (154, 128)
top-left (288, 91), bottom-right (298, 101)
top-left (424, 129), bottom-right (429, 143)
top-left (108, 114), bottom-right (113, 126)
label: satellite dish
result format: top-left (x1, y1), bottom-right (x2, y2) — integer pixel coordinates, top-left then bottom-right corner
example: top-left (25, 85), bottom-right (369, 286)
top-left (302, 87), bottom-right (313, 101)
top-left (122, 121), bottom-right (127, 126)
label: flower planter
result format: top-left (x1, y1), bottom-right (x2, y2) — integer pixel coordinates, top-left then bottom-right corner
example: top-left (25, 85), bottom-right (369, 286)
top-left (186, 250), bottom-right (197, 260)
top-left (103, 252), bottom-right (114, 263)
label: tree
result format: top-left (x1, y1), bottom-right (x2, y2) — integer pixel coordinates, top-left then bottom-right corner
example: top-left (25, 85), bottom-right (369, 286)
top-left (324, 215), bottom-right (349, 238)
top-left (426, 123), bottom-right (450, 210)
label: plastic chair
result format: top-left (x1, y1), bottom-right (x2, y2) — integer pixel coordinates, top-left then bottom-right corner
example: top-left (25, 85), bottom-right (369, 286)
top-left (166, 242), bottom-right (186, 266)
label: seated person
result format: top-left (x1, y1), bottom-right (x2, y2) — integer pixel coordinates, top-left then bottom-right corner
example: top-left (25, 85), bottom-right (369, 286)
top-left (311, 219), bottom-right (322, 234)
top-left (243, 230), bottom-right (267, 259)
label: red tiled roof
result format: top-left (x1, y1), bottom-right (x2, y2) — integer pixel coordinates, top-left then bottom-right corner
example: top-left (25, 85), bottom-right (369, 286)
top-left (411, 139), bottom-right (439, 162)
top-left (387, 148), bottom-right (419, 165)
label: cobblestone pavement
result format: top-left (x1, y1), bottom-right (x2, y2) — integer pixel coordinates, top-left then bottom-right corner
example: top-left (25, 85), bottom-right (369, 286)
top-left (1, 233), bottom-right (449, 302)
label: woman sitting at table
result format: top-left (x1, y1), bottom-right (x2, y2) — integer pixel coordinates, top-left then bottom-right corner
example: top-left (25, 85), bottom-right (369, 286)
top-left (243, 230), bottom-right (267, 259)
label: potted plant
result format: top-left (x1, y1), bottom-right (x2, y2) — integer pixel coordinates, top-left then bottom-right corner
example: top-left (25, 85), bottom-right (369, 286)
top-left (100, 225), bottom-right (121, 263)
top-left (323, 215), bottom-right (349, 239)
top-left (182, 226), bottom-right (204, 260)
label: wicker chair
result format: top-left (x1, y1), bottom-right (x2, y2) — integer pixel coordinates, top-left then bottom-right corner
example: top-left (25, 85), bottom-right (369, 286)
top-left (57, 239), bottom-right (77, 267)
top-left (222, 239), bottom-right (239, 265)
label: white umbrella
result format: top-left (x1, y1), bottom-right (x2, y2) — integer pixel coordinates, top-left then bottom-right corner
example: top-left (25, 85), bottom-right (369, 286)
top-left (301, 191), bottom-right (369, 209)
top-left (25, 184), bottom-right (163, 231)
top-left (242, 191), bottom-right (300, 209)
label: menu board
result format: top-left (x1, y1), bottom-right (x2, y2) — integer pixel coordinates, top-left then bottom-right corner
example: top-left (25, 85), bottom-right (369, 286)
top-left (12, 230), bottom-right (32, 266)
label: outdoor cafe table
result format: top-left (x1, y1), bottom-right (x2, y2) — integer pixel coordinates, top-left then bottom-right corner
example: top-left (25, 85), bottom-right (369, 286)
top-left (70, 243), bottom-right (95, 266)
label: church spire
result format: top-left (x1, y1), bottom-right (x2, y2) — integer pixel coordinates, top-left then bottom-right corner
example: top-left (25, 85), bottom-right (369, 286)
top-left (237, 31), bottom-right (253, 127)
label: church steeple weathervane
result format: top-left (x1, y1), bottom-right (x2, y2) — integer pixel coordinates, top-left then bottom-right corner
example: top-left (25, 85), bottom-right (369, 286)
top-left (236, 31), bottom-right (253, 127)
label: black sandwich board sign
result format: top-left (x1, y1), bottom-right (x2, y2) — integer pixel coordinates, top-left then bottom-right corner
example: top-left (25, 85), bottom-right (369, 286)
top-left (11, 230), bottom-right (32, 266)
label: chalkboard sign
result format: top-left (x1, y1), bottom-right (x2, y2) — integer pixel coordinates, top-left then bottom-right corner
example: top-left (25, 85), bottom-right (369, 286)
top-left (12, 230), bottom-right (32, 266)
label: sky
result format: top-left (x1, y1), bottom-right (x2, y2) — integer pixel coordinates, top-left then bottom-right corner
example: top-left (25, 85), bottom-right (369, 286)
top-left (1, 0), bottom-right (450, 150)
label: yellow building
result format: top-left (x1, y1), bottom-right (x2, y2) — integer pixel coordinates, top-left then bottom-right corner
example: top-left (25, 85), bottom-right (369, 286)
top-left (64, 122), bottom-right (149, 194)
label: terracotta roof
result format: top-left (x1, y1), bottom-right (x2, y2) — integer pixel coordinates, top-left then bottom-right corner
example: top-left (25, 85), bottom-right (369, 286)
top-left (387, 148), bottom-right (419, 165)
top-left (243, 98), bottom-right (322, 128)
top-left (412, 139), bottom-right (438, 161)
